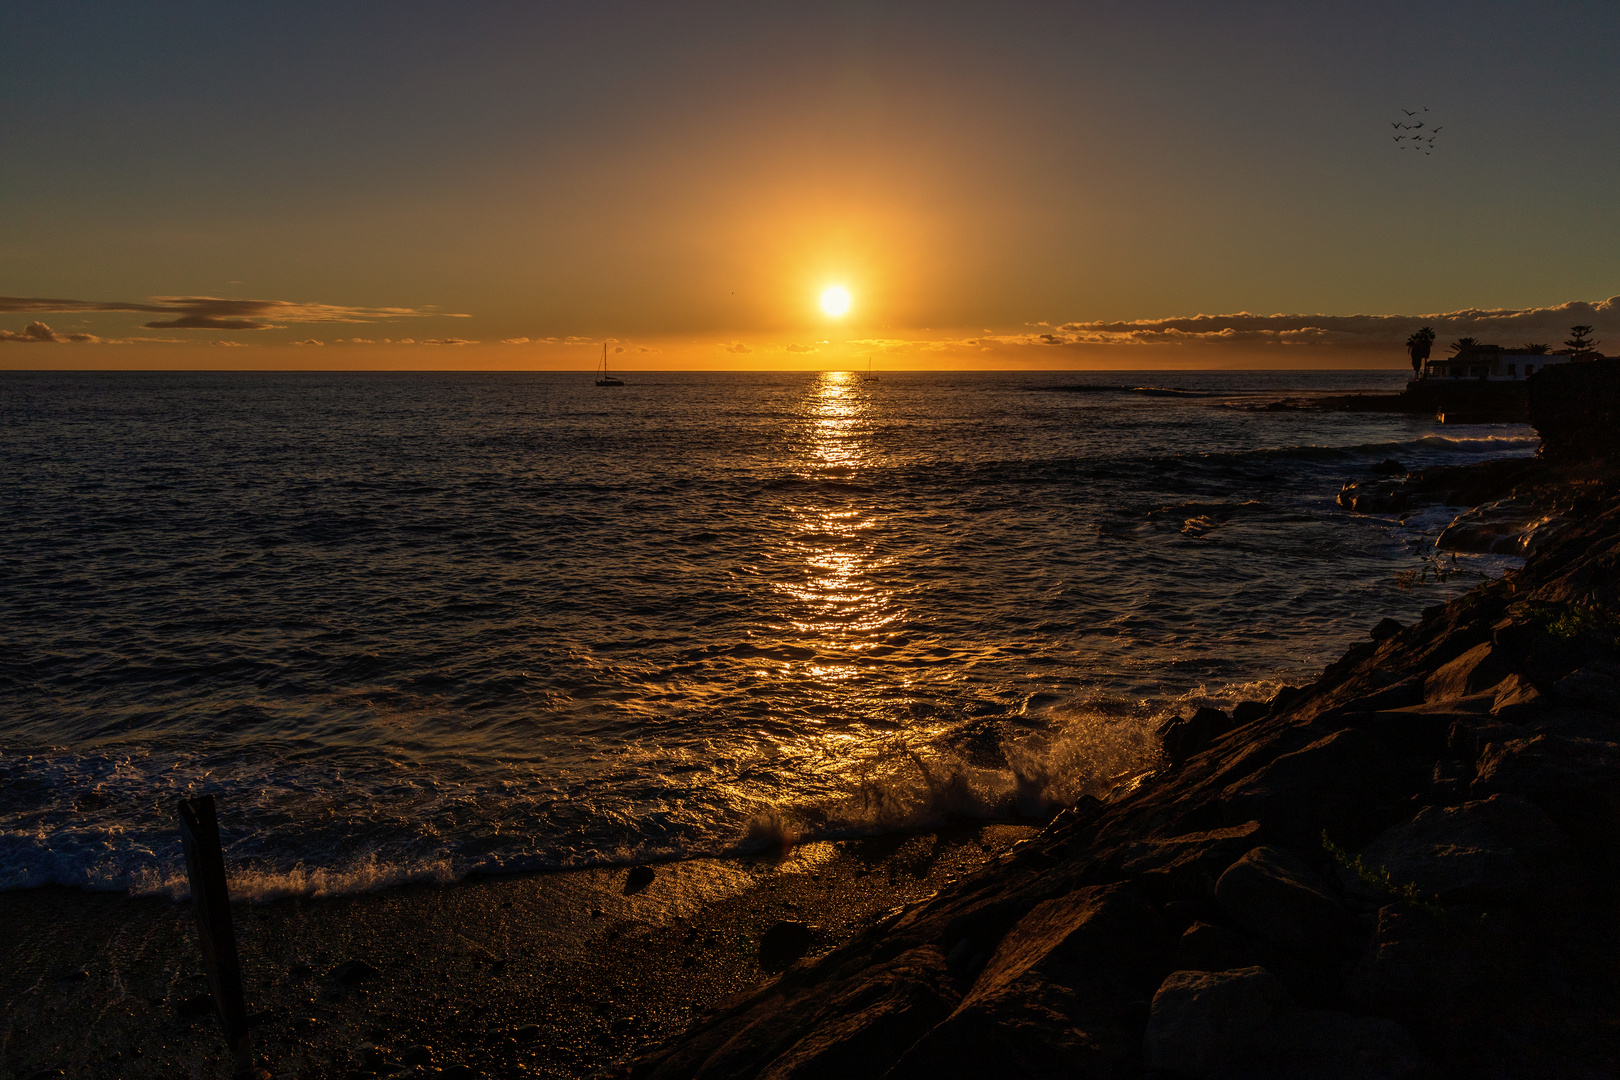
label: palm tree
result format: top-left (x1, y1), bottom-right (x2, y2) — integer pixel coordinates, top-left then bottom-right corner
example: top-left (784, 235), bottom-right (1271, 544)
top-left (1449, 337), bottom-right (1479, 356)
top-left (1519, 343), bottom-right (1550, 355)
top-left (1565, 325), bottom-right (1600, 361)
top-left (1405, 326), bottom-right (1436, 374)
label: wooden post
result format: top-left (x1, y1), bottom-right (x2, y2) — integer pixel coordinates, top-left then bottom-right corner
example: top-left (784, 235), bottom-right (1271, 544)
top-left (177, 795), bottom-right (255, 1079)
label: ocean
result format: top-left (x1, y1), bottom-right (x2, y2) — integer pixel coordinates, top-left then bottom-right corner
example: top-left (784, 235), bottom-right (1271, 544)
top-left (0, 369), bottom-right (1535, 899)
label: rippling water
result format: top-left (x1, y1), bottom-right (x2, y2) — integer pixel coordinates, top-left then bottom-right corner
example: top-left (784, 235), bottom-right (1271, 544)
top-left (0, 370), bottom-right (1535, 897)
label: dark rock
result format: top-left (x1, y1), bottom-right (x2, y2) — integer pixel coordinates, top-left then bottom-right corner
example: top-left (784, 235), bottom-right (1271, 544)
top-left (1215, 846), bottom-right (1357, 960)
top-left (1424, 642), bottom-right (1513, 702)
top-left (1231, 700), bottom-right (1269, 725)
top-left (1326, 676), bottom-right (1426, 718)
top-left (1348, 794), bottom-right (1572, 903)
top-left (1370, 617), bottom-right (1403, 641)
top-left (758, 920), bottom-right (815, 971)
top-left (1472, 734), bottom-right (1620, 861)
top-left (331, 958), bottom-right (381, 985)
top-left (510, 1024), bottom-right (540, 1042)
top-left (655, 944), bottom-right (960, 1080)
top-left (1528, 357), bottom-right (1620, 461)
top-left (401, 1044), bottom-right (435, 1066)
top-left (1268, 685), bottom-right (1306, 713)
top-left (1218, 727), bottom-right (1395, 850)
top-left (1143, 966), bottom-right (1290, 1077)
top-left (1172, 922), bottom-right (1335, 1005)
top-left (1344, 905), bottom-right (1489, 1024)
top-left (1489, 673), bottom-right (1546, 723)
top-left (1159, 707), bottom-right (1236, 768)
top-left (891, 884), bottom-right (1170, 1079)
top-left (1553, 665), bottom-right (1620, 714)
top-left (439, 1066), bottom-right (479, 1079)
top-left (625, 865), bottom-right (656, 894)
top-left (1255, 1007), bottom-right (1422, 1080)
top-left (1371, 458), bottom-right (1407, 475)
top-left (1116, 821), bottom-right (1262, 901)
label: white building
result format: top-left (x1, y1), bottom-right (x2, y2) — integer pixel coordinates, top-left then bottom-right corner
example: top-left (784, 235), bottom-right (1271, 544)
top-left (1421, 349), bottom-right (1574, 382)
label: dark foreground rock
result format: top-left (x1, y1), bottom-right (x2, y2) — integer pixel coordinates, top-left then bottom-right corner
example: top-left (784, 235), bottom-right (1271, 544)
top-left (628, 461), bottom-right (1620, 1080)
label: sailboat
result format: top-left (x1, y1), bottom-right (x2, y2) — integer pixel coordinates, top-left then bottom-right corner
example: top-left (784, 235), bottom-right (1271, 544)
top-left (862, 356), bottom-right (878, 382)
top-left (595, 343), bottom-right (624, 386)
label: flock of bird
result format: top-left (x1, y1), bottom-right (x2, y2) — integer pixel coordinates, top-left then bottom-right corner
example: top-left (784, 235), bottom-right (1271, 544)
top-left (1392, 106), bottom-right (1441, 154)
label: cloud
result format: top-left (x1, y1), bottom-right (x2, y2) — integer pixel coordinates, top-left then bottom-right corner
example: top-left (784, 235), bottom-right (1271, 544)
top-left (212, 340), bottom-right (249, 347)
top-left (0, 294), bottom-right (468, 332)
top-left (0, 320), bottom-right (100, 343)
top-left (422, 338), bottom-right (476, 345)
top-left (785, 343), bottom-right (818, 353)
top-left (722, 341), bottom-right (752, 353)
top-left (1018, 296), bottom-right (1620, 349)
top-left (501, 337), bottom-right (531, 345)
top-left (637, 345), bottom-right (661, 353)
top-left (291, 339), bottom-right (324, 346)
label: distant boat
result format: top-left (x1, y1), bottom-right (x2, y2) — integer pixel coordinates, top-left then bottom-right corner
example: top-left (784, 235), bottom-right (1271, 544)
top-left (596, 343), bottom-right (624, 387)
top-left (862, 356), bottom-right (878, 382)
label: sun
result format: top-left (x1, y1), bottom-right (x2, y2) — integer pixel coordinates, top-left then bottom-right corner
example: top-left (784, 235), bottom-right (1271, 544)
top-left (820, 285), bottom-right (851, 318)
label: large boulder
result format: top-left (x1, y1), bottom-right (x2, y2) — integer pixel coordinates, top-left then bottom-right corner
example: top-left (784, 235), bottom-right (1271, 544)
top-left (1173, 921), bottom-right (1335, 1005)
top-left (1146, 966), bottom-right (1423, 1080)
top-left (1348, 794), bottom-right (1573, 904)
top-left (1143, 966), bottom-right (1290, 1077)
top-left (1215, 846), bottom-right (1358, 961)
top-left (1344, 905), bottom-right (1490, 1024)
top-left (889, 883), bottom-right (1170, 1080)
top-left (1472, 735), bottom-right (1620, 860)
top-left (1255, 1007), bottom-right (1423, 1080)
top-left (1159, 707), bottom-right (1238, 768)
top-left (1219, 728), bottom-right (1401, 849)
top-left (1424, 642), bottom-right (1514, 703)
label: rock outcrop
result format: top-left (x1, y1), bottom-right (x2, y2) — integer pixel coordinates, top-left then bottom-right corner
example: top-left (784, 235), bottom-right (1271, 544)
top-left (628, 462), bottom-right (1620, 1080)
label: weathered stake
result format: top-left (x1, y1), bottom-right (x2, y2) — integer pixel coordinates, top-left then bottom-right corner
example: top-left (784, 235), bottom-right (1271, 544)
top-left (177, 794), bottom-right (255, 1079)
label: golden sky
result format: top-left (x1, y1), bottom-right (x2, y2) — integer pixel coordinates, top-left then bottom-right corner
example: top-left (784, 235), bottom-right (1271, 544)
top-left (2, 3), bottom-right (1617, 369)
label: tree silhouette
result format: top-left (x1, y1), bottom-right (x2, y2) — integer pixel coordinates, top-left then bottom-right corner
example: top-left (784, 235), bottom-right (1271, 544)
top-left (1519, 344), bottom-right (1550, 354)
top-left (1449, 337), bottom-right (1479, 356)
top-left (1406, 326), bottom-right (1435, 374)
top-left (1565, 325), bottom-right (1600, 361)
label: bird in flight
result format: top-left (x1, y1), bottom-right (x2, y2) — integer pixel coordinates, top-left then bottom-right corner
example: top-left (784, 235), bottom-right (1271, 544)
top-left (1392, 108), bottom-right (1441, 153)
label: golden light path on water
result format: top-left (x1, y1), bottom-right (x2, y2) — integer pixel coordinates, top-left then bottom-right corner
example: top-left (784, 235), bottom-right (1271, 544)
top-left (742, 370), bottom-right (965, 841)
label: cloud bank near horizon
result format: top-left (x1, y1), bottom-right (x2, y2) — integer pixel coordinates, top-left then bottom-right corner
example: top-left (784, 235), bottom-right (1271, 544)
top-left (0, 295), bottom-right (467, 332)
top-left (1012, 296), bottom-right (1620, 350)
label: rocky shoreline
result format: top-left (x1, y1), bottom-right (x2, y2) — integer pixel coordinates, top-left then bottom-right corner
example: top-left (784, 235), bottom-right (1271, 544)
top-left (626, 456), bottom-right (1620, 1080)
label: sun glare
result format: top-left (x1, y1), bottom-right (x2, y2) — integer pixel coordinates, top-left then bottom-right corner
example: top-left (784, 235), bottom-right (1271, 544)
top-left (820, 285), bottom-right (851, 318)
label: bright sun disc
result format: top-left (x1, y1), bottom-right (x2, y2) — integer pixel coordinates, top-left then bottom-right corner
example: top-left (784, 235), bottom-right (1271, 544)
top-left (820, 285), bottom-right (851, 317)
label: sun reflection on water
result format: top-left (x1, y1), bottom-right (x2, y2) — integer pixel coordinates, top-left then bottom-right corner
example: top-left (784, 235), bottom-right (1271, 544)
top-left (777, 372), bottom-right (899, 653)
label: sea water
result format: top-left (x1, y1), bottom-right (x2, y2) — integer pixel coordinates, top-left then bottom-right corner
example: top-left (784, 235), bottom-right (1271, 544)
top-left (0, 370), bottom-right (1535, 898)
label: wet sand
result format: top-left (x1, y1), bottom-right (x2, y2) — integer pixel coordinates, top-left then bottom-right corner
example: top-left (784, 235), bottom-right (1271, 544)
top-left (0, 823), bottom-right (1035, 1080)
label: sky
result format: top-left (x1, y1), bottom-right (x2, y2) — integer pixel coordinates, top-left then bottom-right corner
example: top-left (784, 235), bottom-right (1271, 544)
top-left (3, 1), bottom-right (1618, 370)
